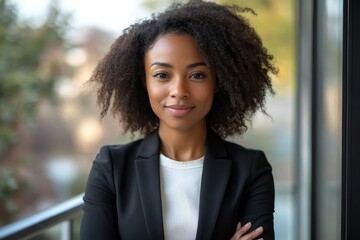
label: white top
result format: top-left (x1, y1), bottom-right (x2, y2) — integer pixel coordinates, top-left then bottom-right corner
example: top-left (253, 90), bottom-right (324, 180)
top-left (159, 153), bottom-right (204, 240)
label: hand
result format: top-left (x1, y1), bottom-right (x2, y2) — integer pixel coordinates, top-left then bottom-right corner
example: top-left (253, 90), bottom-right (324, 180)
top-left (230, 222), bottom-right (264, 240)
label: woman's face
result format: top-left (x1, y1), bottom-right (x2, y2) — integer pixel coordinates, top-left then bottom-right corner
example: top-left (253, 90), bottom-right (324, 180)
top-left (144, 33), bottom-right (215, 133)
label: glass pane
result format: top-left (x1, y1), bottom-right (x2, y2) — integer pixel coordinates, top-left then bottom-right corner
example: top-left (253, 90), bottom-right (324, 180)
top-left (315, 0), bottom-right (343, 239)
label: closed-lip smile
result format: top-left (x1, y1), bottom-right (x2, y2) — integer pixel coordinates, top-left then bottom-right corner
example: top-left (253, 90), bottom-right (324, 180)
top-left (165, 105), bottom-right (195, 117)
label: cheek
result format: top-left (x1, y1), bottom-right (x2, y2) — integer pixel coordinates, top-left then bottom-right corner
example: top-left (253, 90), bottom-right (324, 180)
top-left (145, 78), bottom-right (155, 99)
top-left (199, 86), bottom-right (215, 104)
top-left (146, 84), bottom-right (160, 102)
top-left (147, 91), bottom-right (160, 115)
top-left (146, 83), bottom-right (165, 113)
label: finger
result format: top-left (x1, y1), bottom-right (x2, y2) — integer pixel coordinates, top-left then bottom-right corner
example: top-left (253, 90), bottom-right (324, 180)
top-left (236, 222), bottom-right (241, 231)
top-left (230, 223), bottom-right (242, 240)
top-left (233, 222), bottom-right (252, 239)
top-left (239, 226), bottom-right (264, 240)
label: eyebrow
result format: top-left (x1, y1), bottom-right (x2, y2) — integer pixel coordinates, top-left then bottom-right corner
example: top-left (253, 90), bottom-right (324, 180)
top-left (149, 62), bottom-right (208, 69)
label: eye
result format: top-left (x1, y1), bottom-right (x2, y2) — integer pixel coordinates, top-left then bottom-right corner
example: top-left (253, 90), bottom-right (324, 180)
top-left (153, 72), bottom-right (169, 79)
top-left (189, 72), bottom-right (206, 80)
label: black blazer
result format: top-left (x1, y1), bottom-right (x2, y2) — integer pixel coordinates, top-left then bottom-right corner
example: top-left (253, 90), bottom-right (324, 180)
top-left (80, 130), bottom-right (275, 240)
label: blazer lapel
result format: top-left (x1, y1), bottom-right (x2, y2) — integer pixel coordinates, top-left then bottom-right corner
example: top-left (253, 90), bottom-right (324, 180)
top-left (196, 130), bottom-right (232, 240)
top-left (134, 130), bottom-right (231, 240)
top-left (134, 131), bottom-right (164, 240)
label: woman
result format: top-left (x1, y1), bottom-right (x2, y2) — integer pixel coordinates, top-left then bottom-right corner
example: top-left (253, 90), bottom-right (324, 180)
top-left (80, 1), bottom-right (276, 239)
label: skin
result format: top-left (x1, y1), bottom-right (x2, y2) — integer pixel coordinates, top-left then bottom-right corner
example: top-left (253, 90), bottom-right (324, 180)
top-left (144, 33), bottom-right (215, 161)
top-left (231, 222), bottom-right (264, 240)
top-left (144, 33), bottom-right (263, 239)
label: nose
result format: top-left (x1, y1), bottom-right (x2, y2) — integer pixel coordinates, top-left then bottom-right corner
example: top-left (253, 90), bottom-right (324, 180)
top-left (170, 78), bottom-right (189, 99)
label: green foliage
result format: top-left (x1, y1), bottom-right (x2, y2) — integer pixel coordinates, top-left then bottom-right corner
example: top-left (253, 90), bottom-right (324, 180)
top-left (0, 0), bottom-right (70, 156)
top-left (0, 168), bottom-right (18, 199)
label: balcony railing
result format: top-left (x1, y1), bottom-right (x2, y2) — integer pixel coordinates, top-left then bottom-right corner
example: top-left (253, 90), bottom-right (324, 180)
top-left (0, 193), bottom-right (83, 240)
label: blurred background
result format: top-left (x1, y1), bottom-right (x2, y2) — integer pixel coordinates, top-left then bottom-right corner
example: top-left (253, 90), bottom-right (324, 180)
top-left (0, 0), bottom-right (343, 239)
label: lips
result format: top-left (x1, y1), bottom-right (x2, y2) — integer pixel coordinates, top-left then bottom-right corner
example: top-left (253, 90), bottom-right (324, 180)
top-left (165, 105), bottom-right (194, 117)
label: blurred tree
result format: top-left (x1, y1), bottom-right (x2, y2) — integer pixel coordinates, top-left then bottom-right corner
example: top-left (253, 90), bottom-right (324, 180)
top-left (0, 0), bottom-right (71, 224)
top-left (0, 0), bottom-right (70, 158)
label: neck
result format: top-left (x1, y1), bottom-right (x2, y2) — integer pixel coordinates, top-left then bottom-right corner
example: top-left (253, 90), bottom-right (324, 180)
top-left (158, 125), bottom-right (207, 161)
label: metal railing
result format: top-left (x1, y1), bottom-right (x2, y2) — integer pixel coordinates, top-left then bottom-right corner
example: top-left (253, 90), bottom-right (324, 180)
top-left (0, 193), bottom-right (83, 240)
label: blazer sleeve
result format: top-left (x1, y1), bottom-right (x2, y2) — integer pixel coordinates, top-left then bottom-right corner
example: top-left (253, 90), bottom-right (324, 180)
top-left (80, 146), bottom-right (121, 240)
top-left (239, 151), bottom-right (275, 240)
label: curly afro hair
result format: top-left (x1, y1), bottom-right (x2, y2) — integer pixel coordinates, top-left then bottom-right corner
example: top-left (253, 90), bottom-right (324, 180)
top-left (89, 0), bottom-right (277, 138)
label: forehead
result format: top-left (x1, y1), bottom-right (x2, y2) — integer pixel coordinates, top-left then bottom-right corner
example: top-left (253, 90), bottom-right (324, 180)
top-left (144, 33), bottom-right (206, 64)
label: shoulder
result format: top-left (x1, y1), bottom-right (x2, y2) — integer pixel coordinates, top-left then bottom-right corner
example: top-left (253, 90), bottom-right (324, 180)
top-left (92, 130), bottom-right (160, 170)
top-left (207, 130), bottom-right (272, 177)
top-left (93, 138), bottom-right (145, 167)
top-left (225, 139), bottom-right (267, 162)
top-left (207, 129), bottom-right (269, 166)
top-left (87, 139), bottom-right (146, 189)
top-left (106, 139), bottom-right (144, 156)
top-left (220, 138), bottom-right (272, 173)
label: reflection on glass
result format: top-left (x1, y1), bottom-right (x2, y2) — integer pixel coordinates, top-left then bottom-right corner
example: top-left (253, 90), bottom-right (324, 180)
top-left (315, 0), bottom-right (343, 239)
